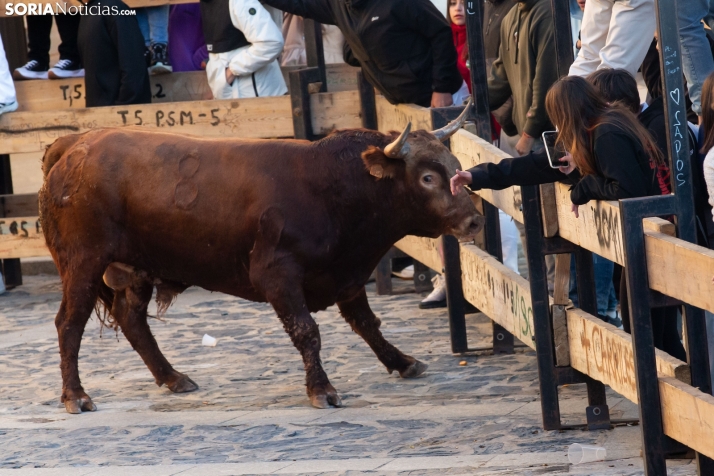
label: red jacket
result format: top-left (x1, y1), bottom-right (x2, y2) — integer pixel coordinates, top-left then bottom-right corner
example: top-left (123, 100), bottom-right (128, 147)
top-left (451, 23), bottom-right (471, 94)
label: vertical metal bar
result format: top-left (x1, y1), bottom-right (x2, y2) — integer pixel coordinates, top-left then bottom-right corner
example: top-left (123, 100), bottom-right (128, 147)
top-left (289, 69), bottom-right (321, 140)
top-left (464, 0), bottom-right (492, 138)
top-left (431, 107), bottom-right (469, 353)
top-left (573, 248), bottom-right (598, 317)
top-left (549, 0), bottom-right (574, 78)
top-left (654, 1), bottom-right (714, 470)
top-left (619, 197), bottom-right (676, 475)
top-left (412, 261), bottom-right (433, 294)
top-left (303, 19), bottom-right (327, 92)
top-left (0, 155), bottom-right (21, 287)
top-left (484, 202), bottom-right (514, 354)
top-left (522, 185), bottom-right (561, 430)
top-left (358, 71), bottom-right (378, 130)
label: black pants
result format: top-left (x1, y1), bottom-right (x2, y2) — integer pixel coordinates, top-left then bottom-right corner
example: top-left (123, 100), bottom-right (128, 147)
top-left (26, 14), bottom-right (81, 66)
top-left (618, 265), bottom-right (687, 361)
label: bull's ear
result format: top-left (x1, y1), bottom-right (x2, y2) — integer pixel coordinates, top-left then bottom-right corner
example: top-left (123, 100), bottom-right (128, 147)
top-left (361, 146), bottom-right (405, 180)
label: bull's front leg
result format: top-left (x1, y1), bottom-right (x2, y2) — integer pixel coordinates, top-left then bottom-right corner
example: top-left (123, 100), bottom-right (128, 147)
top-left (269, 290), bottom-right (342, 409)
top-left (338, 288), bottom-right (428, 378)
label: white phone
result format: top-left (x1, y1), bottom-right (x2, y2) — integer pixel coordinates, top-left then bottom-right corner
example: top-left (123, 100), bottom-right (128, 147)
top-left (542, 131), bottom-right (567, 169)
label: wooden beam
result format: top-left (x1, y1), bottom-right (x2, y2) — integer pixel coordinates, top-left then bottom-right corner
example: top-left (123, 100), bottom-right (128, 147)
top-left (460, 243), bottom-right (536, 350)
top-left (0, 90), bottom-right (362, 154)
top-left (659, 376), bottom-right (714, 460)
top-left (645, 231), bottom-right (714, 315)
top-left (1, 193), bottom-right (38, 218)
top-left (375, 96), bottom-right (433, 133)
top-left (567, 307), bottom-right (690, 403)
top-left (0, 216), bottom-right (49, 259)
top-left (449, 130), bottom-right (524, 223)
top-left (14, 65), bottom-right (360, 113)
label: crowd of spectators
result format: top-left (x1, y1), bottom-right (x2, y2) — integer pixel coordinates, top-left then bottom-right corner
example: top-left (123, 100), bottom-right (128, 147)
top-left (1, 0), bottom-right (714, 363)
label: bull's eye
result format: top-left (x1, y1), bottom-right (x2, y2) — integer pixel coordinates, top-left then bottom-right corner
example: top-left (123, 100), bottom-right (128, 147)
top-left (423, 175), bottom-right (433, 183)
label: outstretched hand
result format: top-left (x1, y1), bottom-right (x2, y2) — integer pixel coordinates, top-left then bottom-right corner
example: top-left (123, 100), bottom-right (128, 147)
top-left (450, 169), bottom-right (473, 196)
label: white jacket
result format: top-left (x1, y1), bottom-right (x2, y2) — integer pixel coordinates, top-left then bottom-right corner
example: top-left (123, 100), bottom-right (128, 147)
top-left (206, 0), bottom-right (288, 99)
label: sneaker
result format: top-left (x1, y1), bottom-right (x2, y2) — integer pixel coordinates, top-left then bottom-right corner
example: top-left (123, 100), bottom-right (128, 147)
top-left (48, 58), bottom-right (84, 79)
top-left (13, 60), bottom-right (48, 80)
top-left (149, 43), bottom-right (172, 75)
top-left (0, 100), bottom-right (18, 115)
top-left (606, 309), bottom-right (623, 329)
top-left (392, 264), bottom-right (414, 280)
top-left (144, 45), bottom-right (152, 68)
top-left (419, 274), bottom-right (447, 309)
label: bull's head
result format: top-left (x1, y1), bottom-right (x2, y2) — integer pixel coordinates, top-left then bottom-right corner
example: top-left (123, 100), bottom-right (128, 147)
top-left (361, 102), bottom-right (484, 240)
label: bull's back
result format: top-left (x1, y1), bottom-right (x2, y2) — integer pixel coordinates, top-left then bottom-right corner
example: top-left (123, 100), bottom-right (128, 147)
top-left (40, 129), bottom-right (323, 293)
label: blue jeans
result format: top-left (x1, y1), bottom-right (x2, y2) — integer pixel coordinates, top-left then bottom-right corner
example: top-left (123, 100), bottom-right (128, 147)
top-left (569, 253), bottom-right (617, 318)
top-left (678, 0), bottom-right (714, 116)
top-left (137, 6), bottom-right (169, 46)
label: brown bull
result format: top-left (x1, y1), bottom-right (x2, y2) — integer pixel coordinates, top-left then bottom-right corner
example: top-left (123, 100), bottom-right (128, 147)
top-left (39, 107), bottom-right (483, 414)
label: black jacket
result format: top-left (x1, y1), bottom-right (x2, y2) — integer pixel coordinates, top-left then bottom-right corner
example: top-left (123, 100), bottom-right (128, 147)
top-left (262, 0), bottom-right (464, 106)
top-left (468, 124), bottom-right (668, 205)
top-left (77, 0), bottom-right (151, 107)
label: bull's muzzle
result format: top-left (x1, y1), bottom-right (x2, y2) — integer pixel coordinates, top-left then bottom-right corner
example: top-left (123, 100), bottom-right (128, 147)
top-left (454, 213), bottom-right (485, 241)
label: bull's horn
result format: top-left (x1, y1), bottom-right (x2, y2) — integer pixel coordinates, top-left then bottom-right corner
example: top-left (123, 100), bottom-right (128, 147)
top-left (432, 98), bottom-right (473, 142)
top-left (384, 121), bottom-right (412, 158)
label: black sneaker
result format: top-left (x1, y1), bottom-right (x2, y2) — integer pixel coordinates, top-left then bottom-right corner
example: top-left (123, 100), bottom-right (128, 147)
top-left (149, 42), bottom-right (172, 75)
top-left (144, 45), bottom-right (152, 68)
top-left (48, 58), bottom-right (84, 79)
top-left (13, 60), bottom-right (48, 80)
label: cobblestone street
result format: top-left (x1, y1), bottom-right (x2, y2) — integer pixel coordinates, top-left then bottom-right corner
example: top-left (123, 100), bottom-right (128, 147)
top-left (0, 276), bottom-right (698, 475)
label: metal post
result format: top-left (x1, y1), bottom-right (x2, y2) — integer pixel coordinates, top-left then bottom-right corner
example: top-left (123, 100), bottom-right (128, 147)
top-left (522, 185), bottom-right (562, 429)
top-left (654, 0), bottom-right (714, 472)
top-left (465, 0), bottom-right (515, 353)
top-left (303, 19), bottom-right (327, 93)
top-left (357, 71), bottom-right (378, 130)
top-left (619, 196), bottom-right (676, 475)
top-left (0, 19), bottom-right (25, 288)
top-left (549, 0), bottom-right (574, 78)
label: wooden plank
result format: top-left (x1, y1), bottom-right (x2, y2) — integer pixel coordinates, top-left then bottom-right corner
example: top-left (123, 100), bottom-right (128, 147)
top-left (375, 96), bottom-right (433, 133)
top-left (459, 243), bottom-right (537, 349)
top-left (566, 307), bottom-right (690, 403)
top-left (645, 231), bottom-right (714, 315)
top-left (0, 90), bottom-right (362, 154)
top-left (0, 216), bottom-right (50, 259)
top-left (1, 0), bottom-right (194, 16)
top-left (394, 236), bottom-right (441, 273)
top-left (539, 183), bottom-right (559, 237)
top-left (659, 376), bottom-right (714, 460)
top-left (449, 130), bottom-right (524, 223)
top-left (1, 193), bottom-right (39, 218)
top-left (552, 254), bottom-right (572, 367)
top-left (14, 65), bottom-right (360, 113)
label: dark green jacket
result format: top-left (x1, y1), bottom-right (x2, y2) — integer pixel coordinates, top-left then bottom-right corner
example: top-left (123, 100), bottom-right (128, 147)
top-left (487, 0), bottom-right (557, 138)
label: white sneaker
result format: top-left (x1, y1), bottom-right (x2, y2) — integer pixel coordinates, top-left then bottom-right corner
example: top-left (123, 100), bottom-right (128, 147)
top-left (48, 59), bottom-right (84, 79)
top-left (392, 264), bottom-right (414, 280)
top-left (0, 100), bottom-right (18, 115)
top-left (419, 274), bottom-right (447, 309)
top-left (13, 59), bottom-right (48, 80)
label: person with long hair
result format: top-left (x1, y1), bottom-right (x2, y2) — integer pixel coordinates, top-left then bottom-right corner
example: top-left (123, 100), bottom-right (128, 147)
top-left (451, 75), bottom-right (686, 360)
top-left (701, 71), bottom-right (714, 223)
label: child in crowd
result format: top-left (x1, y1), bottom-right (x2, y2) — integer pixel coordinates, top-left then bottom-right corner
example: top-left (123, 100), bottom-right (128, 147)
top-left (451, 75), bottom-right (686, 360)
top-left (200, 0), bottom-right (287, 99)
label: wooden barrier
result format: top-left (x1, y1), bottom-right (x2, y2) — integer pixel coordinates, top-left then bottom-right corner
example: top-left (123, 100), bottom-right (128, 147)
top-left (14, 65), bottom-right (361, 112)
top-left (0, 216), bottom-right (46, 259)
top-left (0, 89), bottom-right (362, 155)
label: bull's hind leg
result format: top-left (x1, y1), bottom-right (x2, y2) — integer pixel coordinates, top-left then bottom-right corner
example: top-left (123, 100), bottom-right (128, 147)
top-left (108, 270), bottom-right (198, 393)
top-left (338, 288), bottom-right (427, 378)
top-left (56, 266), bottom-right (104, 414)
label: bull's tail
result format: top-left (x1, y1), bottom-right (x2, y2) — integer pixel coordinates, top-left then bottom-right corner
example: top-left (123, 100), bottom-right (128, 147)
top-left (41, 133), bottom-right (85, 178)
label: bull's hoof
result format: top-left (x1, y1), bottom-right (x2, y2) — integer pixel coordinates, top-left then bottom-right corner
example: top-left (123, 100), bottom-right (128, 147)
top-left (309, 385), bottom-right (343, 409)
top-left (167, 374), bottom-right (199, 393)
top-left (64, 396), bottom-right (97, 414)
top-left (398, 360), bottom-right (428, 378)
